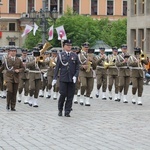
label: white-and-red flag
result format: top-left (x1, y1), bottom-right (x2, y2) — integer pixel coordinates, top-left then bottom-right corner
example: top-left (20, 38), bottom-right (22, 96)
top-left (21, 24), bottom-right (33, 37)
top-left (33, 23), bottom-right (39, 36)
top-left (48, 25), bottom-right (54, 41)
top-left (55, 25), bottom-right (67, 40)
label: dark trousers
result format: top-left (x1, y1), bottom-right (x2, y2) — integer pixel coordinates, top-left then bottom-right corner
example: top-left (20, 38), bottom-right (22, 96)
top-left (58, 81), bottom-right (75, 114)
top-left (6, 82), bottom-right (18, 109)
top-left (18, 79), bottom-right (29, 96)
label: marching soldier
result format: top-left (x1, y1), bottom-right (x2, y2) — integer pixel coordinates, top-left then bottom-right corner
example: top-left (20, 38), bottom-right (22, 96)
top-left (116, 44), bottom-right (130, 103)
top-left (46, 50), bottom-right (58, 99)
top-left (39, 52), bottom-right (50, 98)
top-left (26, 47), bottom-right (48, 107)
top-left (95, 47), bottom-right (108, 100)
top-left (78, 42), bottom-right (96, 106)
top-left (52, 39), bottom-right (80, 117)
top-left (128, 47), bottom-right (148, 105)
top-left (17, 49), bottom-right (30, 104)
top-left (0, 47), bottom-right (24, 111)
top-left (71, 46), bottom-right (81, 104)
top-left (107, 47), bottom-right (119, 101)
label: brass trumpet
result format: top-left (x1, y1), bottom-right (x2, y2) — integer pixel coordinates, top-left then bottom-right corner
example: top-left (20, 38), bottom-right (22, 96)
top-left (140, 50), bottom-right (146, 61)
top-left (49, 57), bottom-right (56, 68)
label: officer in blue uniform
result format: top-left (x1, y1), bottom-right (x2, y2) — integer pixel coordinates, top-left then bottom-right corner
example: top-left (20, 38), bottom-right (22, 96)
top-left (52, 39), bottom-right (80, 117)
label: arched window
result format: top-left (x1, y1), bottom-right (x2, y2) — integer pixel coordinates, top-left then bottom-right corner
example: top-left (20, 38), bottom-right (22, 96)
top-left (9, 0), bottom-right (16, 13)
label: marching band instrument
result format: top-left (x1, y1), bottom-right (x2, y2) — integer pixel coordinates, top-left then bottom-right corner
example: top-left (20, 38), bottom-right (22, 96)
top-left (49, 57), bottom-right (56, 68)
top-left (140, 50), bottom-right (147, 61)
top-left (86, 54), bottom-right (93, 72)
top-left (104, 55), bottom-right (116, 69)
top-left (36, 42), bottom-right (52, 62)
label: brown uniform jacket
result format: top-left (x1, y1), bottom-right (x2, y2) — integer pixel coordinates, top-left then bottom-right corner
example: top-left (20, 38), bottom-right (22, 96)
top-left (96, 54), bottom-right (108, 75)
top-left (0, 57), bottom-right (24, 83)
top-left (128, 55), bottom-right (148, 78)
top-left (107, 54), bottom-right (118, 76)
top-left (78, 51), bottom-right (96, 77)
top-left (116, 53), bottom-right (130, 77)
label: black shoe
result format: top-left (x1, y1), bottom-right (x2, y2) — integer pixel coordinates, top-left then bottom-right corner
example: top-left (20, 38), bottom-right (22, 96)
top-left (123, 101), bottom-right (128, 103)
top-left (24, 102), bottom-right (29, 104)
top-left (6, 105), bottom-right (10, 110)
top-left (28, 103), bottom-right (32, 107)
top-left (132, 102), bottom-right (136, 104)
top-left (46, 95), bottom-right (51, 99)
top-left (109, 97), bottom-right (112, 100)
top-left (114, 99), bottom-right (118, 101)
top-left (11, 108), bottom-right (16, 111)
top-left (137, 103), bottom-right (142, 105)
top-left (96, 94), bottom-right (99, 98)
top-left (65, 113), bottom-right (71, 117)
top-left (39, 95), bottom-right (44, 97)
top-left (18, 100), bottom-right (21, 103)
top-left (85, 104), bottom-right (91, 106)
top-left (74, 101), bottom-right (78, 104)
top-left (102, 97), bottom-right (107, 100)
top-left (117, 99), bottom-right (121, 102)
top-left (53, 98), bottom-right (57, 100)
top-left (80, 102), bottom-right (84, 105)
top-left (58, 111), bottom-right (62, 116)
top-left (2, 96), bottom-right (6, 99)
top-left (33, 105), bottom-right (38, 107)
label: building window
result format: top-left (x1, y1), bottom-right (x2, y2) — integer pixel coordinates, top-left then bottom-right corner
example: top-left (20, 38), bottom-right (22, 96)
top-left (107, 0), bottom-right (113, 15)
top-left (91, 0), bottom-right (97, 15)
top-left (131, 29), bottom-right (136, 50)
top-left (146, 29), bottom-right (150, 53)
top-left (45, 0), bottom-right (49, 8)
top-left (50, 0), bottom-right (57, 11)
top-left (123, 1), bottom-right (127, 16)
top-left (28, 0), bottom-right (34, 13)
top-left (134, 0), bottom-right (137, 15)
top-left (9, 0), bottom-right (16, 13)
top-left (141, 0), bottom-right (145, 14)
top-left (73, 0), bottom-right (79, 14)
top-left (146, 0), bottom-right (150, 14)
top-left (9, 23), bottom-right (15, 31)
top-left (9, 42), bottom-right (15, 46)
top-left (139, 29), bottom-right (144, 50)
top-left (59, 0), bottom-right (63, 14)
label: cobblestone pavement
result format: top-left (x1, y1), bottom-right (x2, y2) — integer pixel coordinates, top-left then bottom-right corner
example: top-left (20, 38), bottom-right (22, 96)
top-left (0, 83), bottom-right (150, 150)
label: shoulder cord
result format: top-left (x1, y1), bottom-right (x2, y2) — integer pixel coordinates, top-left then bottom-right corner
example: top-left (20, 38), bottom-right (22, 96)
top-left (78, 52), bottom-right (87, 64)
top-left (4, 58), bottom-right (13, 71)
top-left (58, 53), bottom-right (68, 66)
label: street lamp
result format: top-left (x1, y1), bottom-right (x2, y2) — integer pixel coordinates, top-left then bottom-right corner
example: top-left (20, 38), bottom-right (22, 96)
top-left (29, 4), bottom-right (58, 44)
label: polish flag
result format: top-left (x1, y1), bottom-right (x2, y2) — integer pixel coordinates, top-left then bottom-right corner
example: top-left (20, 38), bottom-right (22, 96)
top-left (21, 24), bottom-right (33, 37)
top-left (48, 25), bottom-right (53, 41)
top-left (33, 23), bottom-right (39, 36)
top-left (55, 25), bottom-right (67, 40)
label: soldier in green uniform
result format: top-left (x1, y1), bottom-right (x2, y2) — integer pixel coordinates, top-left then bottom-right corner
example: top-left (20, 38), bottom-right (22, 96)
top-left (78, 42), bottom-right (96, 106)
top-left (0, 47), bottom-right (24, 111)
top-left (128, 47), bottom-right (148, 105)
top-left (95, 47), bottom-right (108, 100)
top-left (18, 49), bottom-right (30, 104)
top-left (116, 44), bottom-right (130, 103)
top-left (107, 47), bottom-right (119, 101)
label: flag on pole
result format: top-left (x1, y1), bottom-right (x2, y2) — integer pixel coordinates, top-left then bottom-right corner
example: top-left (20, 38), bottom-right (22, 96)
top-left (33, 23), bottom-right (39, 36)
top-left (48, 25), bottom-right (54, 41)
top-left (21, 24), bottom-right (33, 37)
top-left (55, 25), bottom-right (67, 40)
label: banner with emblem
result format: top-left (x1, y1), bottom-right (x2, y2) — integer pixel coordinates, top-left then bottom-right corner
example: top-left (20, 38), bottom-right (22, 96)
top-left (48, 25), bottom-right (54, 41)
top-left (21, 24), bottom-right (33, 37)
top-left (55, 25), bottom-right (67, 40)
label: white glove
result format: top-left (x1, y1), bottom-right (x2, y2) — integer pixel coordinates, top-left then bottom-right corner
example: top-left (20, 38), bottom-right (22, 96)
top-left (73, 76), bottom-right (77, 83)
top-left (52, 79), bottom-right (57, 86)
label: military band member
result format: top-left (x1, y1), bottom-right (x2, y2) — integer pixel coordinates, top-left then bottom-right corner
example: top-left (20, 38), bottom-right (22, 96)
top-left (71, 46), bottom-right (81, 104)
top-left (39, 52), bottom-right (49, 98)
top-left (46, 50), bottom-right (58, 99)
top-left (107, 47), bottom-right (119, 101)
top-left (78, 42), bottom-right (96, 106)
top-left (116, 44), bottom-right (130, 103)
top-left (128, 47), bottom-right (148, 105)
top-left (95, 47), bottom-right (108, 100)
top-left (0, 47), bottom-right (24, 111)
top-left (26, 48), bottom-right (47, 107)
top-left (18, 49), bottom-right (30, 104)
top-left (52, 39), bottom-right (80, 117)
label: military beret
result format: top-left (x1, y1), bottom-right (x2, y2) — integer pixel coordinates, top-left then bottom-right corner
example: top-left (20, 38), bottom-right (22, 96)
top-left (37, 43), bottom-right (44, 49)
top-left (121, 44), bottom-right (127, 49)
top-left (63, 39), bottom-right (72, 45)
top-left (32, 47), bottom-right (40, 52)
top-left (82, 42), bottom-right (89, 47)
top-left (99, 47), bottom-right (105, 50)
